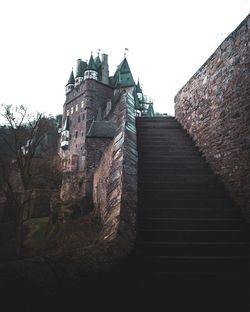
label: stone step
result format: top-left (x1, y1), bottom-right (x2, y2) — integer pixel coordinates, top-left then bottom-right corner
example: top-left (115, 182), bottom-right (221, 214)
top-left (139, 208), bottom-right (240, 219)
top-left (139, 198), bottom-right (233, 209)
top-left (137, 217), bottom-right (242, 230)
top-left (136, 241), bottom-right (250, 257)
top-left (137, 229), bottom-right (247, 242)
top-left (136, 117), bottom-right (175, 122)
top-left (139, 189), bottom-right (229, 200)
top-left (137, 131), bottom-right (189, 138)
top-left (139, 174), bottom-right (219, 184)
top-left (138, 141), bottom-right (196, 147)
top-left (139, 150), bottom-right (202, 157)
top-left (138, 146), bottom-right (199, 153)
top-left (138, 256), bottom-right (250, 274)
top-left (140, 156), bottom-right (206, 164)
top-left (139, 161), bottom-right (210, 169)
top-left (139, 167), bottom-right (212, 175)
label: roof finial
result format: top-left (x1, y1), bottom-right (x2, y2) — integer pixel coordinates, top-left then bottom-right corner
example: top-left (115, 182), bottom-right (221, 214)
top-left (91, 51), bottom-right (93, 56)
top-left (124, 48), bottom-right (129, 58)
top-left (98, 48), bottom-right (101, 55)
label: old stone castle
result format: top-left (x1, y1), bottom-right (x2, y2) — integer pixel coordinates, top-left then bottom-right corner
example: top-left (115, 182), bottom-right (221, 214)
top-left (59, 53), bottom-right (154, 206)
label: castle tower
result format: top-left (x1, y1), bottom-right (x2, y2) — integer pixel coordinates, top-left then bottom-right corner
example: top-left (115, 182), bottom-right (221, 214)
top-left (60, 115), bottom-right (70, 149)
top-left (84, 53), bottom-right (98, 80)
top-left (75, 59), bottom-right (87, 86)
top-left (136, 79), bottom-right (143, 101)
top-left (65, 69), bottom-right (75, 94)
top-left (100, 53), bottom-right (109, 84)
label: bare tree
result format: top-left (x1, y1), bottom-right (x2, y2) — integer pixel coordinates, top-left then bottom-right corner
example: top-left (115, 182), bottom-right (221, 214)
top-left (0, 104), bottom-right (61, 258)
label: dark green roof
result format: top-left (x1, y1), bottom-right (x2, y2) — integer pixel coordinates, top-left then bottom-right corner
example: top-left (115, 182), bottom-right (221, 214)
top-left (94, 55), bottom-right (102, 69)
top-left (136, 79), bottom-right (143, 94)
top-left (146, 103), bottom-right (155, 117)
top-left (75, 60), bottom-right (87, 78)
top-left (62, 116), bottom-right (70, 131)
top-left (113, 58), bottom-right (135, 87)
top-left (66, 69), bottom-right (75, 86)
top-left (133, 88), bottom-right (141, 110)
top-left (86, 121), bottom-right (117, 138)
top-left (87, 54), bottom-right (97, 71)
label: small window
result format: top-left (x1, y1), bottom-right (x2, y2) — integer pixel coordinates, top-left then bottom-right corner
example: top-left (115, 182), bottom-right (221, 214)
top-left (66, 110), bottom-right (69, 116)
top-left (82, 113), bottom-right (85, 120)
top-left (78, 116), bottom-right (80, 122)
top-left (71, 107), bottom-right (73, 114)
top-left (69, 134), bottom-right (71, 140)
top-left (76, 104), bottom-right (78, 112)
top-left (81, 101), bottom-right (84, 108)
top-left (75, 131), bottom-right (78, 138)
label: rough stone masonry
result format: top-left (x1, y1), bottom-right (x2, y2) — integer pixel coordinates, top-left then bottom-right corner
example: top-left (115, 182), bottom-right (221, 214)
top-left (175, 14), bottom-right (250, 222)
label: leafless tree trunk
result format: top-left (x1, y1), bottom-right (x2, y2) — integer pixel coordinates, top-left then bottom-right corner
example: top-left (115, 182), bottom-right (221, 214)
top-left (0, 104), bottom-right (61, 258)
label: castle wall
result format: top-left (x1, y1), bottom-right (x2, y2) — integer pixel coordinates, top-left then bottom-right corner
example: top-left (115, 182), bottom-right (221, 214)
top-left (93, 92), bottom-right (138, 245)
top-left (85, 137), bottom-right (112, 198)
top-left (61, 80), bottom-right (114, 172)
top-left (175, 14), bottom-right (250, 221)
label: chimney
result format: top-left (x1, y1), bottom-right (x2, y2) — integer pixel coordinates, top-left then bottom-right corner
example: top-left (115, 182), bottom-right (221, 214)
top-left (101, 53), bottom-right (109, 84)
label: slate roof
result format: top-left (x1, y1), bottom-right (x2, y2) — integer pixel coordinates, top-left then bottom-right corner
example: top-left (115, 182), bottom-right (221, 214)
top-left (113, 58), bottom-right (135, 87)
top-left (66, 69), bottom-right (75, 86)
top-left (94, 55), bottom-right (102, 69)
top-left (75, 60), bottom-right (87, 78)
top-left (87, 54), bottom-right (98, 71)
top-left (146, 103), bottom-right (155, 117)
top-left (86, 121), bottom-right (117, 138)
top-left (136, 79), bottom-right (143, 94)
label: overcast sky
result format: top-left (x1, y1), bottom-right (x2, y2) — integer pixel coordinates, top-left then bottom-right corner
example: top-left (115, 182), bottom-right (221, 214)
top-left (0, 0), bottom-right (249, 118)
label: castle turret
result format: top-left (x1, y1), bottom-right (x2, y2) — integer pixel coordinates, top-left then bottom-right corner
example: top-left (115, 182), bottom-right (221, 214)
top-left (100, 54), bottom-right (109, 84)
top-left (136, 79), bottom-right (144, 101)
top-left (113, 57), bottom-right (135, 87)
top-left (60, 116), bottom-right (70, 149)
top-left (145, 102), bottom-right (155, 117)
top-left (75, 59), bottom-right (87, 86)
top-left (94, 53), bottom-right (102, 69)
top-left (84, 54), bottom-right (98, 80)
top-left (65, 69), bottom-right (75, 94)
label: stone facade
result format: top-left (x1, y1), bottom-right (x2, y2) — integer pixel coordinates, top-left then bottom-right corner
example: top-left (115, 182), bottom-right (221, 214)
top-left (59, 53), bottom-right (145, 248)
top-left (175, 14), bottom-right (250, 221)
top-left (93, 92), bottom-right (137, 243)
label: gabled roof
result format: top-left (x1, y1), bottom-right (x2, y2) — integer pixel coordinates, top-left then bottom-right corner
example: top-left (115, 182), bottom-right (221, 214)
top-left (136, 79), bottom-right (143, 94)
top-left (133, 88), bottom-right (141, 110)
top-left (62, 116), bottom-right (70, 131)
top-left (146, 103), bottom-right (155, 117)
top-left (75, 60), bottom-right (87, 78)
top-left (113, 58), bottom-right (135, 87)
top-left (94, 55), bottom-right (102, 69)
top-left (66, 69), bottom-right (75, 86)
top-left (87, 54), bottom-right (98, 71)
top-left (86, 121), bottom-right (117, 138)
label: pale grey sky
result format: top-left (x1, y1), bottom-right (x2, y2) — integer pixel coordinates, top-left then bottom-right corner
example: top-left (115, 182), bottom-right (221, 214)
top-left (0, 0), bottom-right (249, 117)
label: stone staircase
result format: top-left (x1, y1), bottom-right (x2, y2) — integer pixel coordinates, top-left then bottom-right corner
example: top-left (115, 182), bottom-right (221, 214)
top-left (135, 116), bottom-right (250, 278)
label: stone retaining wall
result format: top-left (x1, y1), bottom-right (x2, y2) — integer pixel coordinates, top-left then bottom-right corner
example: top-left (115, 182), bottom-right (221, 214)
top-left (93, 91), bottom-right (137, 245)
top-left (175, 14), bottom-right (250, 221)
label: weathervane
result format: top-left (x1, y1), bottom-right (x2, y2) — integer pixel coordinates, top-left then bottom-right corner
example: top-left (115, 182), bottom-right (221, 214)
top-left (124, 48), bottom-right (129, 58)
top-left (98, 48), bottom-right (101, 55)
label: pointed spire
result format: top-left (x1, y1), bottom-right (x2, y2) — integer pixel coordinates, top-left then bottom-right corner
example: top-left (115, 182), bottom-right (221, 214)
top-left (113, 57), bottom-right (134, 87)
top-left (75, 59), bottom-right (87, 78)
top-left (94, 55), bottom-right (102, 68)
top-left (87, 54), bottom-right (97, 71)
top-left (136, 79), bottom-right (143, 94)
top-left (146, 103), bottom-right (155, 117)
top-left (66, 69), bottom-right (75, 86)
